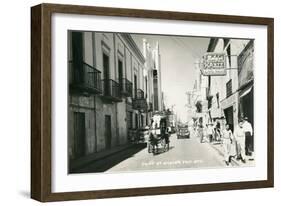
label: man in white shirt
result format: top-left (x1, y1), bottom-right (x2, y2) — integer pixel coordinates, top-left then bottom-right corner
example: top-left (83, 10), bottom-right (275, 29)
top-left (234, 119), bottom-right (246, 163)
top-left (243, 117), bottom-right (254, 157)
top-left (207, 123), bottom-right (214, 143)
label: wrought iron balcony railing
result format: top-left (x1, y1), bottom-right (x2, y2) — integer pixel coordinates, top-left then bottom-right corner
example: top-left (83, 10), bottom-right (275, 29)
top-left (101, 79), bottom-right (122, 102)
top-left (69, 61), bottom-right (102, 94)
top-left (132, 99), bottom-right (148, 111)
top-left (132, 89), bottom-right (148, 111)
top-left (120, 78), bottom-right (133, 97)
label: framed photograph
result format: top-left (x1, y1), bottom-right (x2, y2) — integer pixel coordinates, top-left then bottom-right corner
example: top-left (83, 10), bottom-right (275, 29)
top-left (31, 3), bottom-right (274, 202)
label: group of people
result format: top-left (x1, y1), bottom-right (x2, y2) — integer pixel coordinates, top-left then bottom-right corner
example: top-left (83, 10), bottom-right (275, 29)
top-left (196, 117), bottom-right (253, 166)
top-left (197, 121), bottom-right (221, 143)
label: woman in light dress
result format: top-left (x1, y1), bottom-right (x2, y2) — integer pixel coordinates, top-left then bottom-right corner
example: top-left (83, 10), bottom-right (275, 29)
top-left (221, 124), bottom-right (234, 166)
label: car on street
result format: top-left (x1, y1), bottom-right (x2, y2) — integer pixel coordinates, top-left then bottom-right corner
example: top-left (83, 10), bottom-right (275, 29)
top-left (177, 125), bottom-right (190, 139)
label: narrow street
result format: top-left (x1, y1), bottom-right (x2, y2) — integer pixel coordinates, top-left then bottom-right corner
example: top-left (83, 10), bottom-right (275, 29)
top-left (67, 32), bottom-right (255, 175)
top-left (74, 132), bottom-right (226, 174)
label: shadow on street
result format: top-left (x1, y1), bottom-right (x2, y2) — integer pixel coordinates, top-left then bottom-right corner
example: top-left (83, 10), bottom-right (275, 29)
top-left (71, 143), bottom-right (147, 174)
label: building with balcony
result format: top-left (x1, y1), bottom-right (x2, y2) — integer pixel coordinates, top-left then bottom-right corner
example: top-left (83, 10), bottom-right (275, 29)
top-left (68, 31), bottom-right (162, 169)
top-left (204, 38), bottom-right (251, 131)
top-left (142, 39), bottom-right (163, 112)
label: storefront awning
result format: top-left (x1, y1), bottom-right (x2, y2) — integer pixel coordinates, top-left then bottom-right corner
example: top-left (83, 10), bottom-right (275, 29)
top-left (240, 86), bottom-right (253, 98)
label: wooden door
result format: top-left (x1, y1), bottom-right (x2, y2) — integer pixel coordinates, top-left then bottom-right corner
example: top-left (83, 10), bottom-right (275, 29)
top-left (105, 115), bottom-right (112, 149)
top-left (73, 112), bottom-right (86, 158)
top-left (103, 53), bottom-right (110, 95)
top-left (118, 60), bottom-right (123, 91)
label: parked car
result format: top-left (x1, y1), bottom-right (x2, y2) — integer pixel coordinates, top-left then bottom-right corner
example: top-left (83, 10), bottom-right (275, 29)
top-left (177, 126), bottom-right (190, 139)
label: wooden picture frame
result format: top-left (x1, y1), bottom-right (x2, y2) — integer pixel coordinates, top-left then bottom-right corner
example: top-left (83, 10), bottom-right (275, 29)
top-left (31, 3), bottom-right (274, 202)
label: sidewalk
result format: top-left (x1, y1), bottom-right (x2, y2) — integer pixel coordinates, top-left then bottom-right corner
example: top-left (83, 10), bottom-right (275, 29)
top-left (192, 131), bottom-right (254, 167)
top-left (69, 142), bottom-right (146, 172)
top-left (208, 141), bottom-right (239, 166)
top-left (209, 141), bottom-right (255, 167)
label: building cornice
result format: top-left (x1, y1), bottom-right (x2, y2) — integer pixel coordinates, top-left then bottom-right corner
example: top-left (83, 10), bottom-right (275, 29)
top-left (120, 33), bottom-right (146, 64)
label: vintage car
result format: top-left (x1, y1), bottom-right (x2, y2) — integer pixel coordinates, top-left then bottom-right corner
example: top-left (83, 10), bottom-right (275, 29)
top-left (177, 125), bottom-right (190, 139)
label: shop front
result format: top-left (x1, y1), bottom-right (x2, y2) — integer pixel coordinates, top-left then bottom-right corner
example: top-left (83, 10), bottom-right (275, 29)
top-left (221, 92), bottom-right (239, 132)
top-left (239, 83), bottom-right (254, 126)
top-left (237, 40), bottom-right (254, 155)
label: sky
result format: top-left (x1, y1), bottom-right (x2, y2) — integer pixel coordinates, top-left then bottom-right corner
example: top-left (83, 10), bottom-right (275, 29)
top-left (132, 34), bottom-right (210, 122)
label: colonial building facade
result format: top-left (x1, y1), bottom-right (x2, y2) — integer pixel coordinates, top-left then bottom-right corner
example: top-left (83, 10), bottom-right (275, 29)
top-left (200, 38), bottom-right (251, 130)
top-left (68, 31), bottom-right (162, 166)
top-left (190, 38), bottom-right (252, 131)
top-left (237, 40), bottom-right (254, 128)
top-left (142, 39), bottom-right (163, 112)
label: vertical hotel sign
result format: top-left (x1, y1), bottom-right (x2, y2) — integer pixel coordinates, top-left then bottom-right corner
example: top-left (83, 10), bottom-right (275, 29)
top-left (202, 53), bottom-right (227, 76)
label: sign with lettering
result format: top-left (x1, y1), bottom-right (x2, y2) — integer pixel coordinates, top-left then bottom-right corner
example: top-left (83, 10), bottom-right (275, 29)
top-left (202, 53), bottom-right (227, 76)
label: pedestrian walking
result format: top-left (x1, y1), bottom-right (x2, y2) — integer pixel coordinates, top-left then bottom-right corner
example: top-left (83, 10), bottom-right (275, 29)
top-left (198, 122), bottom-right (204, 143)
top-left (221, 124), bottom-right (233, 166)
top-left (243, 117), bottom-right (253, 157)
top-left (234, 119), bottom-right (246, 163)
top-left (214, 121), bottom-right (221, 142)
top-left (207, 123), bottom-right (214, 143)
top-left (160, 117), bottom-right (170, 145)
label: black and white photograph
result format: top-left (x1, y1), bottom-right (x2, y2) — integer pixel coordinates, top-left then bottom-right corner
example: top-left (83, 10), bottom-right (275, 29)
top-left (27, 1), bottom-right (275, 201)
top-left (67, 31), bottom-right (255, 174)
